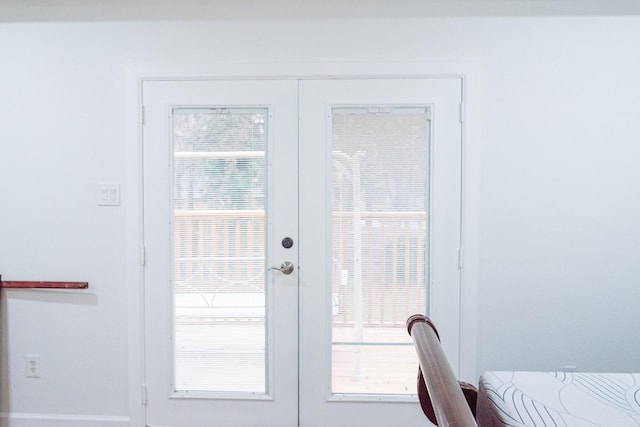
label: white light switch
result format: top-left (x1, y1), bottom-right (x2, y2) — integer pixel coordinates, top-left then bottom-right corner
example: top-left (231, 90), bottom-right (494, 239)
top-left (97, 183), bottom-right (121, 206)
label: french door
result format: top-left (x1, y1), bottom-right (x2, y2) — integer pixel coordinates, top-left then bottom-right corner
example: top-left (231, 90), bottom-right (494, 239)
top-left (142, 78), bottom-right (462, 427)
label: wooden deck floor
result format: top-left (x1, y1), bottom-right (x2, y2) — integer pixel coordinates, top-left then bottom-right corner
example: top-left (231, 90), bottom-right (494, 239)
top-left (174, 321), bottom-right (419, 396)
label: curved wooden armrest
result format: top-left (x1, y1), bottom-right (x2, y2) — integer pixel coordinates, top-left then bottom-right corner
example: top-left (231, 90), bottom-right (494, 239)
top-left (407, 314), bottom-right (477, 427)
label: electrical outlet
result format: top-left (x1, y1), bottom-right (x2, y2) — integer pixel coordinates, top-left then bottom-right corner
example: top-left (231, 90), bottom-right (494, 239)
top-left (26, 355), bottom-right (41, 378)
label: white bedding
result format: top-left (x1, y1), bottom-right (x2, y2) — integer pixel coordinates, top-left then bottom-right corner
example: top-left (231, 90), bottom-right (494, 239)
top-left (476, 371), bottom-right (640, 426)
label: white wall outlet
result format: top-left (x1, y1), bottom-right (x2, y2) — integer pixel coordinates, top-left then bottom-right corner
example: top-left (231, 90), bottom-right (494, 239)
top-left (97, 182), bottom-right (121, 206)
top-left (26, 355), bottom-right (41, 378)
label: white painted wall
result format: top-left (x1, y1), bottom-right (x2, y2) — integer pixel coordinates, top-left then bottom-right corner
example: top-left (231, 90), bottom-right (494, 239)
top-left (0, 14), bottom-right (639, 426)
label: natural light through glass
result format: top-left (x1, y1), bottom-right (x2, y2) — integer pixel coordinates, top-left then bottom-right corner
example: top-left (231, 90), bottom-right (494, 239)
top-left (331, 106), bottom-right (430, 395)
top-left (172, 108), bottom-right (267, 393)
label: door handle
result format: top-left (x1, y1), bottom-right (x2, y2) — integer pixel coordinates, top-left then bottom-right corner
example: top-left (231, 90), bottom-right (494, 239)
top-left (268, 261), bottom-right (294, 275)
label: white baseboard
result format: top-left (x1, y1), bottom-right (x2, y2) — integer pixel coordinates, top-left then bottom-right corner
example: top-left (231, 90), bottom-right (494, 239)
top-left (0, 412), bottom-right (130, 427)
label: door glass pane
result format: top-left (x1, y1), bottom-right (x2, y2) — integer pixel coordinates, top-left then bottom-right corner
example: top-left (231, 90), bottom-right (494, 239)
top-left (172, 108), bottom-right (268, 394)
top-left (331, 107), bottom-right (430, 395)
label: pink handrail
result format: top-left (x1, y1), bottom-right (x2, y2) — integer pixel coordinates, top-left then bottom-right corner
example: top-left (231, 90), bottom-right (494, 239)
top-left (1, 280), bottom-right (88, 289)
top-left (0, 275), bottom-right (88, 296)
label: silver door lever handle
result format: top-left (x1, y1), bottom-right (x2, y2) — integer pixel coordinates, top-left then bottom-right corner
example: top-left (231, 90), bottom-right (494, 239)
top-left (268, 261), bottom-right (294, 275)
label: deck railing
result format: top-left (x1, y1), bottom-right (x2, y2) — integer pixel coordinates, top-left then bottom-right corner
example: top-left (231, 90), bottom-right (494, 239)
top-left (174, 210), bottom-right (427, 325)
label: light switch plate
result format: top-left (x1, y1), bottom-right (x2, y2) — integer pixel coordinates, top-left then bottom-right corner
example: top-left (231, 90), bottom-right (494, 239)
top-left (97, 183), bottom-right (121, 206)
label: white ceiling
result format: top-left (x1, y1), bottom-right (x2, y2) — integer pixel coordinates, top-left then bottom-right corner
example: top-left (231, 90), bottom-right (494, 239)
top-left (1, 0), bottom-right (639, 22)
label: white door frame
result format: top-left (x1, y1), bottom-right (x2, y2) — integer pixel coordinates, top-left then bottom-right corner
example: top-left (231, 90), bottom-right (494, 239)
top-left (124, 61), bottom-right (479, 427)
